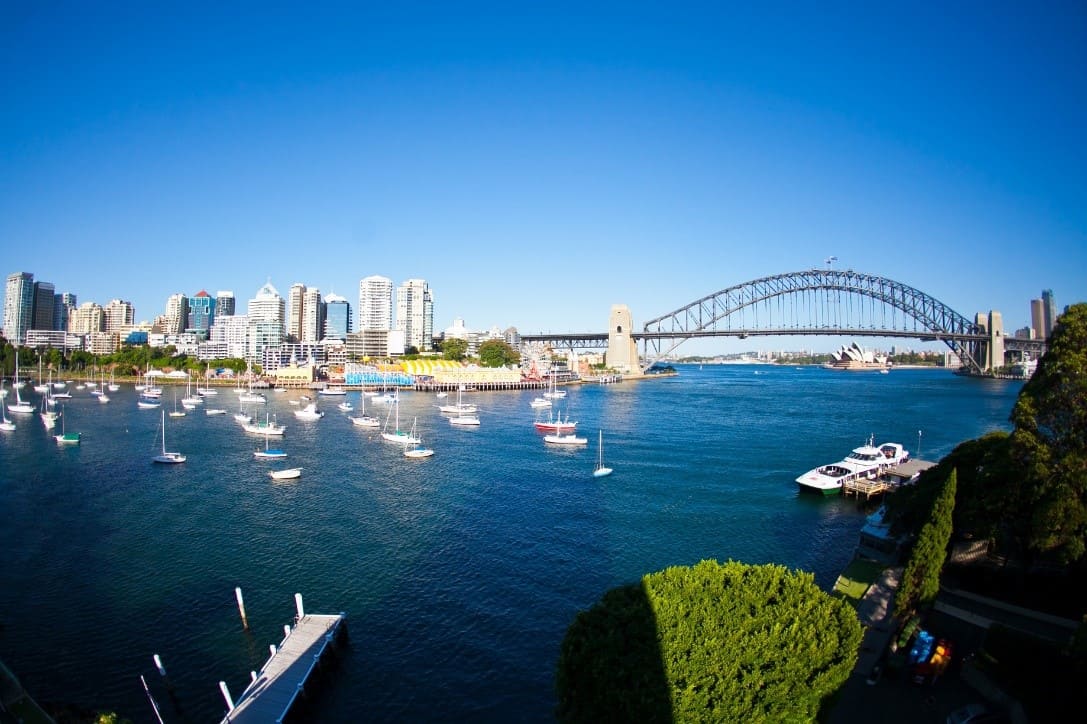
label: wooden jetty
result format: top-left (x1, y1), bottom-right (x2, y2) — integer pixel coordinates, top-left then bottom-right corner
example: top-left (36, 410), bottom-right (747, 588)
top-left (842, 459), bottom-right (936, 499)
top-left (221, 594), bottom-right (346, 723)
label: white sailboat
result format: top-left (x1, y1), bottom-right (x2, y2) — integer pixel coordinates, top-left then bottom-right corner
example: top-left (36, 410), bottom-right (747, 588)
top-left (33, 358), bottom-right (48, 393)
top-left (593, 430), bottom-right (614, 477)
top-left (380, 391), bottom-right (419, 444)
top-left (152, 409), bottom-right (186, 463)
top-left (403, 418), bottom-right (434, 458)
top-left (6, 378), bottom-right (34, 414)
top-left (294, 401), bottom-right (324, 420)
top-left (438, 384), bottom-right (477, 414)
top-left (269, 467), bottom-right (302, 480)
top-left (349, 393), bottom-right (381, 429)
top-left (242, 413), bottom-right (285, 435)
top-left (40, 393), bottom-right (59, 429)
top-left (169, 390), bottom-right (186, 417)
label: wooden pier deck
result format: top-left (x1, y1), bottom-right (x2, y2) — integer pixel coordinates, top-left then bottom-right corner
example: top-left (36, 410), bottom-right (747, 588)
top-left (222, 612), bottom-right (345, 723)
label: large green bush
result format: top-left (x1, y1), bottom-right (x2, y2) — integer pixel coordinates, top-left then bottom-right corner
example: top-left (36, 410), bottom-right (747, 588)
top-left (556, 559), bottom-right (862, 722)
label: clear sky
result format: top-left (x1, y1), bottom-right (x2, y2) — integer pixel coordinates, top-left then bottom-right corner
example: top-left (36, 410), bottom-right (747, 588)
top-left (2, 2), bottom-right (1084, 354)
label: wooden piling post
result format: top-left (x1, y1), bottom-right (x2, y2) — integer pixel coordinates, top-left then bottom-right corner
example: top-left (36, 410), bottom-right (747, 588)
top-left (294, 592), bottom-right (305, 621)
top-left (235, 587), bottom-right (249, 630)
top-left (153, 654), bottom-right (166, 677)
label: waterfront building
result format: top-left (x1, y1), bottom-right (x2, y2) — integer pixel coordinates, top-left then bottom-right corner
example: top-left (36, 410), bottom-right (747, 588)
top-left (345, 329), bottom-right (392, 360)
top-left (54, 292), bottom-right (76, 332)
top-left (210, 314), bottom-right (250, 360)
top-left (324, 293), bottom-right (351, 340)
top-left (248, 282), bottom-right (285, 363)
top-left (69, 302), bottom-right (105, 335)
top-left (24, 329), bottom-right (83, 352)
top-left (187, 290), bottom-right (214, 333)
top-left (3, 272), bottom-right (35, 344)
top-left (302, 286), bottom-right (324, 343)
top-left (104, 299), bottom-right (136, 333)
top-left (443, 317), bottom-right (484, 357)
top-left (86, 331), bottom-right (118, 355)
top-left (32, 280), bottom-right (55, 331)
top-left (396, 279), bottom-right (433, 352)
top-left (215, 290), bottom-right (235, 317)
top-left (164, 293), bottom-right (189, 334)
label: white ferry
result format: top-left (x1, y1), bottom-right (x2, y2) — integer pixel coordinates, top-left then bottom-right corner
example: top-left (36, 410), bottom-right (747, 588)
top-left (795, 437), bottom-right (909, 495)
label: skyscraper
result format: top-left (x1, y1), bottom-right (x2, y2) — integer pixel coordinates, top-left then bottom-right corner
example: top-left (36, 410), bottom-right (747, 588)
top-left (69, 302), bottom-right (105, 334)
top-left (324, 294), bottom-right (351, 340)
top-left (164, 293), bottom-right (189, 334)
top-left (54, 292), bottom-right (76, 332)
top-left (1041, 289), bottom-right (1057, 339)
top-left (248, 281), bottom-right (285, 361)
top-left (358, 276), bottom-right (393, 331)
top-left (187, 290), bottom-right (215, 332)
top-left (215, 291), bottom-right (236, 317)
top-left (395, 278), bottom-right (434, 351)
top-left (1030, 298), bottom-right (1044, 339)
top-left (286, 283), bottom-right (306, 342)
top-left (3, 272), bottom-right (35, 344)
top-left (302, 286), bottom-right (324, 343)
top-left (32, 280), bottom-right (55, 330)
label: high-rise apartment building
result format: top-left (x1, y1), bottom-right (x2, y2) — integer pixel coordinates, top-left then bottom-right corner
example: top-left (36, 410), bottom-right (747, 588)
top-left (302, 287), bottom-right (324, 343)
top-left (164, 293), bottom-right (189, 335)
top-left (32, 281), bottom-right (55, 330)
top-left (358, 276), bottom-right (393, 331)
top-left (286, 283), bottom-right (306, 342)
top-left (1030, 298), bottom-right (1044, 339)
top-left (69, 302), bottom-right (105, 334)
top-left (3, 272), bottom-right (35, 344)
top-left (54, 292), bottom-right (76, 332)
top-left (187, 290), bottom-right (214, 333)
top-left (215, 291), bottom-right (236, 317)
top-left (210, 314), bottom-right (250, 359)
top-left (248, 281), bottom-right (285, 362)
top-left (104, 299), bottom-right (136, 333)
top-left (395, 278), bottom-right (434, 351)
top-left (324, 294), bottom-right (351, 340)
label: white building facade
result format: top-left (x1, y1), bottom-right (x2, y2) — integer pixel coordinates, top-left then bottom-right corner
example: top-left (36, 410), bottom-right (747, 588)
top-left (395, 278), bottom-right (434, 352)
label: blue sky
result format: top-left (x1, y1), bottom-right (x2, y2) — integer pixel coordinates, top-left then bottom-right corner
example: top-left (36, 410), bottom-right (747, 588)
top-left (2, 2), bottom-right (1084, 354)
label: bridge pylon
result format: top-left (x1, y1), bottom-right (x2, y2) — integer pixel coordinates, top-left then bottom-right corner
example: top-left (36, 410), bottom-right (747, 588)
top-left (607, 304), bottom-right (642, 375)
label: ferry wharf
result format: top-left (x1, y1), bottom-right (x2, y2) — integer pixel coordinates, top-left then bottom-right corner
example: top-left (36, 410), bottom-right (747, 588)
top-left (220, 595), bottom-right (346, 724)
top-left (843, 459), bottom-right (936, 499)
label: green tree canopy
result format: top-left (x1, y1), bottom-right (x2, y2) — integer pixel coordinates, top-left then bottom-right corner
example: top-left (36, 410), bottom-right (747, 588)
top-left (1009, 302), bottom-right (1087, 563)
top-left (441, 337), bottom-right (468, 361)
top-left (477, 339), bottom-right (520, 368)
top-left (556, 559), bottom-right (862, 722)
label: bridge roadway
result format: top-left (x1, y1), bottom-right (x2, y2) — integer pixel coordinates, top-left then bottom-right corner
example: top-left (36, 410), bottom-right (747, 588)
top-left (521, 327), bottom-right (1009, 348)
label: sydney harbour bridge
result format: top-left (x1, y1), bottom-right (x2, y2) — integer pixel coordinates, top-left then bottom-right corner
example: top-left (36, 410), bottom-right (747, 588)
top-left (520, 269), bottom-right (1046, 376)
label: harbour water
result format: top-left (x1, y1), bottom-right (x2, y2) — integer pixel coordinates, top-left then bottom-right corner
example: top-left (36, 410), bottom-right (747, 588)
top-left (0, 365), bottom-right (1022, 722)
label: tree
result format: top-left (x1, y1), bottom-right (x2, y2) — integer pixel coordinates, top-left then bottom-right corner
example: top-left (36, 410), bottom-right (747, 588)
top-left (897, 469), bottom-right (957, 616)
top-left (556, 559), bottom-right (862, 722)
top-left (478, 339), bottom-right (519, 368)
top-left (442, 337), bottom-right (468, 361)
top-left (1009, 302), bottom-right (1087, 563)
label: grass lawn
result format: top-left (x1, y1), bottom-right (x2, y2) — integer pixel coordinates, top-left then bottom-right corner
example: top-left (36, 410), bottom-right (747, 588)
top-left (832, 558), bottom-right (885, 601)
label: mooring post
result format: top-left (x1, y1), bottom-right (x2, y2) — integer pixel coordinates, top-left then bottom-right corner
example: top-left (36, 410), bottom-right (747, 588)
top-left (219, 681), bottom-right (235, 713)
top-left (250, 670), bottom-right (257, 682)
top-left (269, 644), bottom-right (277, 658)
top-left (153, 654), bottom-right (166, 677)
top-left (294, 592), bottom-right (305, 621)
top-left (284, 624), bottom-right (291, 640)
top-left (235, 587), bottom-right (249, 630)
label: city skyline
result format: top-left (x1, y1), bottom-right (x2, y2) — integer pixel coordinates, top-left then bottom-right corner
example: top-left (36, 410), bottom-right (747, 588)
top-left (1, 4), bottom-right (1084, 353)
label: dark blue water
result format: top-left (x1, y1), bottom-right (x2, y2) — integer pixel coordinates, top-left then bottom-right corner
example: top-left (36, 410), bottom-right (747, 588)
top-left (0, 366), bottom-right (1021, 722)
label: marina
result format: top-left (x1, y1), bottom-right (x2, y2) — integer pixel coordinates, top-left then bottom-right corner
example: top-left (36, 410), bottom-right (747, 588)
top-left (0, 365), bottom-right (1023, 721)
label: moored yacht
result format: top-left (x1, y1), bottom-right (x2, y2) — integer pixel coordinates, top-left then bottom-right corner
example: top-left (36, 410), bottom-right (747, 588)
top-left (795, 437), bottom-right (909, 495)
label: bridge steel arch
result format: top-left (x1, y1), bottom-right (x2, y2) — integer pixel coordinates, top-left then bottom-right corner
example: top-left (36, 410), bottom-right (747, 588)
top-left (641, 270), bottom-right (987, 373)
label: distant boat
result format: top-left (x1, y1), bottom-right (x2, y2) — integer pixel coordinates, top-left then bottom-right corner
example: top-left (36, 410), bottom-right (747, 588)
top-left (6, 382), bottom-right (34, 415)
top-left (54, 407), bottom-right (81, 445)
top-left (438, 385), bottom-right (477, 415)
top-left (593, 430), bottom-right (613, 477)
top-left (269, 467), bottom-right (302, 480)
top-left (380, 391), bottom-right (419, 444)
top-left (0, 384), bottom-right (15, 431)
top-left (243, 413), bottom-right (285, 436)
top-left (530, 395), bottom-right (552, 409)
top-left (169, 391), bottom-right (186, 417)
top-left (317, 386), bottom-right (346, 396)
top-left (40, 394), bottom-right (59, 429)
top-left (403, 418), bottom-right (434, 458)
top-left (534, 408), bottom-right (577, 433)
top-left (349, 394), bottom-right (381, 429)
top-left (294, 402), bottom-right (324, 421)
top-left (254, 431), bottom-right (287, 459)
top-left (544, 431), bottom-right (588, 446)
top-left (205, 408), bottom-right (227, 416)
top-left (152, 409), bottom-right (185, 463)
top-left (449, 412), bottom-right (481, 427)
top-left (337, 401), bottom-right (354, 412)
